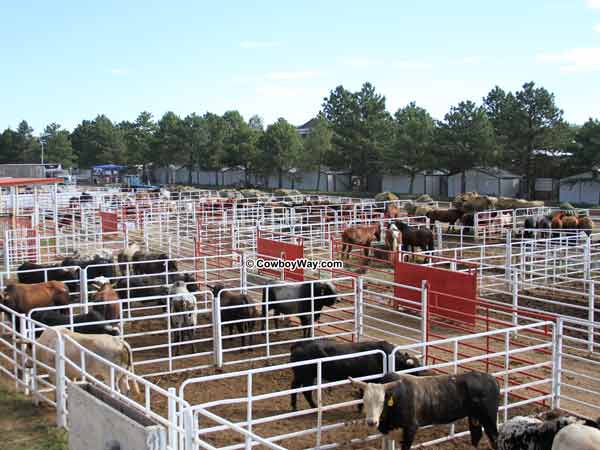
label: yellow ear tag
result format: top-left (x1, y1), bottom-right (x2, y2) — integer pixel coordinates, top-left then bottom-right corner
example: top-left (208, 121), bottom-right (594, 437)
top-left (387, 397), bottom-right (394, 407)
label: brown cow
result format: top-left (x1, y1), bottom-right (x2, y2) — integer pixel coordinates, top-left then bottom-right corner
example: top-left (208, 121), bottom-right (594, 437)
top-left (385, 203), bottom-right (400, 218)
top-left (2, 281), bottom-right (70, 314)
top-left (551, 213), bottom-right (563, 237)
top-left (91, 280), bottom-right (121, 322)
top-left (341, 224), bottom-right (381, 263)
top-left (561, 215), bottom-right (579, 230)
top-left (426, 208), bottom-right (463, 232)
top-left (579, 216), bottom-right (594, 236)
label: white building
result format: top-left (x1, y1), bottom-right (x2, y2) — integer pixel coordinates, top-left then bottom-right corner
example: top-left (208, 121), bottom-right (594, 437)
top-left (559, 170), bottom-right (600, 205)
top-left (448, 168), bottom-right (521, 198)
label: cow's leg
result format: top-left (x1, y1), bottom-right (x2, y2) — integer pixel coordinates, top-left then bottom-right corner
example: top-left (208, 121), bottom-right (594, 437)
top-left (290, 375), bottom-right (302, 411)
top-left (302, 380), bottom-right (317, 409)
top-left (468, 416), bottom-right (483, 448)
top-left (236, 322), bottom-right (246, 348)
top-left (399, 425), bottom-right (417, 450)
top-left (363, 245), bottom-right (370, 265)
top-left (479, 414), bottom-right (499, 450)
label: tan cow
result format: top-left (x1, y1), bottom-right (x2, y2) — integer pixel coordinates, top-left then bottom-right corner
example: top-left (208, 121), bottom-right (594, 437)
top-left (3, 281), bottom-right (70, 314)
top-left (31, 327), bottom-right (140, 396)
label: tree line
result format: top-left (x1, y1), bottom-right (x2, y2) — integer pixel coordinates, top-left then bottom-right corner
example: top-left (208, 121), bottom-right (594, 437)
top-left (1, 81), bottom-right (599, 197)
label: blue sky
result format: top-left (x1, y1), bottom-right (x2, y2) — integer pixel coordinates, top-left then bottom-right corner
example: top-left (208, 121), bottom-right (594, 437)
top-left (1, 0), bottom-right (600, 133)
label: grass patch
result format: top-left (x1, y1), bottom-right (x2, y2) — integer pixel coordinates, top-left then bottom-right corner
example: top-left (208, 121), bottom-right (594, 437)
top-left (0, 382), bottom-right (67, 450)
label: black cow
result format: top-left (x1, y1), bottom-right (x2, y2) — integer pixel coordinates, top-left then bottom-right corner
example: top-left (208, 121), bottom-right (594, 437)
top-left (17, 262), bottom-right (78, 292)
top-left (351, 371), bottom-right (500, 450)
top-left (211, 284), bottom-right (259, 347)
top-left (290, 339), bottom-right (422, 410)
top-left (61, 255), bottom-right (115, 280)
top-left (523, 216), bottom-right (552, 239)
top-left (115, 273), bottom-right (198, 305)
top-left (30, 310), bottom-right (119, 338)
top-left (262, 281), bottom-right (338, 338)
top-left (131, 251), bottom-right (178, 275)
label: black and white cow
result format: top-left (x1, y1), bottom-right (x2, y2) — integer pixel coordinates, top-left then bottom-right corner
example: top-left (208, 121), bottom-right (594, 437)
top-left (262, 281), bottom-right (338, 338)
top-left (290, 339), bottom-right (423, 411)
top-left (498, 413), bottom-right (600, 450)
top-left (350, 371), bottom-right (500, 450)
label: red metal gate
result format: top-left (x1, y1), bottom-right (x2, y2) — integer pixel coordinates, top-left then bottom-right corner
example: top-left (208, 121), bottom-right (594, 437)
top-left (394, 260), bottom-right (477, 327)
top-left (98, 211), bottom-right (119, 233)
top-left (256, 231), bottom-right (304, 281)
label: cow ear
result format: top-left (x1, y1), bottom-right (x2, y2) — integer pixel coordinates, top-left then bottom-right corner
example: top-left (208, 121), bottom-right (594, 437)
top-left (348, 377), bottom-right (367, 389)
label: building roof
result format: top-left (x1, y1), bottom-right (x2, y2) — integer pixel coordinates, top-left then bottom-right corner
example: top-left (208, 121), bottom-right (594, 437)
top-left (474, 167), bottom-right (520, 179)
top-left (0, 177), bottom-right (64, 187)
top-left (297, 118), bottom-right (319, 135)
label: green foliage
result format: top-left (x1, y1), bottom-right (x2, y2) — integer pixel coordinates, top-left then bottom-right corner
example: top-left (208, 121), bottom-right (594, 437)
top-left (570, 119), bottom-right (600, 172)
top-left (257, 118), bottom-right (303, 187)
top-left (437, 100), bottom-right (496, 188)
top-left (71, 115), bottom-right (126, 167)
top-left (387, 102), bottom-right (436, 193)
top-left (43, 123), bottom-right (76, 168)
top-left (484, 82), bottom-right (565, 197)
top-left (322, 82), bottom-right (393, 189)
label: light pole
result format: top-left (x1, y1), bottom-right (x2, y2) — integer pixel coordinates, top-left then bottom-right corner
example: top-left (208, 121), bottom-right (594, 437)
top-left (39, 136), bottom-right (47, 165)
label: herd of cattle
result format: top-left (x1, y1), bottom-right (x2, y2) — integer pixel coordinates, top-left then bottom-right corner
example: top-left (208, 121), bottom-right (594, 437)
top-left (2, 197), bottom-right (600, 448)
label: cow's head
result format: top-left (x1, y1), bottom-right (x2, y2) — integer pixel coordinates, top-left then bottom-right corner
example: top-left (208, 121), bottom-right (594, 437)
top-left (316, 282), bottom-right (337, 306)
top-left (394, 352), bottom-right (420, 372)
top-left (349, 378), bottom-right (386, 427)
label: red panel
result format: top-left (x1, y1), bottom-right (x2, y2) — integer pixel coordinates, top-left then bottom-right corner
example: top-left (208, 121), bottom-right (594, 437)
top-left (257, 236), bottom-right (304, 281)
top-left (394, 261), bottom-right (477, 326)
top-left (98, 211), bottom-right (119, 233)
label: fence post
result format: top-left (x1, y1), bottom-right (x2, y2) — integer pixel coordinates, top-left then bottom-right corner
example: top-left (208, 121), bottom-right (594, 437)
top-left (512, 271), bottom-right (519, 328)
top-left (213, 294), bottom-right (223, 367)
top-left (168, 387), bottom-right (178, 450)
top-left (588, 281), bottom-right (595, 353)
top-left (55, 334), bottom-right (67, 428)
top-left (552, 319), bottom-right (563, 410)
top-left (504, 231), bottom-right (512, 282)
top-left (584, 235), bottom-right (591, 281)
top-left (435, 222), bottom-right (442, 250)
top-left (80, 268), bottom-right (88, 313)
top-left (4, 230), bottom-right (10, 275)
top-left (240, 251), bottom-right (248, 294)
top-left (421, 280), bottom-right (428, 362)
top-left (355, 277), bottom-right (364, 342)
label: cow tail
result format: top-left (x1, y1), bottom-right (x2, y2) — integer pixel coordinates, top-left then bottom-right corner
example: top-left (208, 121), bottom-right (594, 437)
top-left (123, 341), bottom-right (141, 395)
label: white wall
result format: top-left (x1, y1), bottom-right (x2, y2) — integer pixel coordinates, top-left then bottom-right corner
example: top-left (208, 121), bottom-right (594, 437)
top-left (448, 170), bottom-right (520, 198)
top-left (560, 180), bottom-right (600, 204)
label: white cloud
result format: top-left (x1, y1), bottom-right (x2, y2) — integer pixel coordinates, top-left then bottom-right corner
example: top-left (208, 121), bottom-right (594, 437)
top-left (110, 68), bottom-right (128, 76)
top-left (536, 48), bottom-right (600, 72)
top-left (595, 23), bottom-right (600, 32)
top-left (587, 0), bottom-right (600, 8)
top-left (240, 41), bottom-right (281, 49)
top-left (266, 70), bottom-right (321, 81)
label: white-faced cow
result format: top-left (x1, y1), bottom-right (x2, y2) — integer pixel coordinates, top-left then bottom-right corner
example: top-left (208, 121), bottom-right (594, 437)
top-left (290, 339), bottom-right (423, 411)
top-left (262, 281), bottom-right (337, 338)
top-left (350, 371), bottom-right (500, 450)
